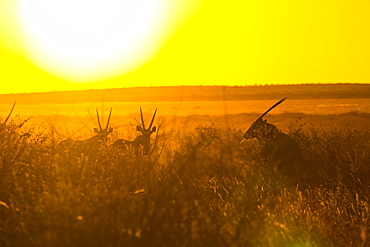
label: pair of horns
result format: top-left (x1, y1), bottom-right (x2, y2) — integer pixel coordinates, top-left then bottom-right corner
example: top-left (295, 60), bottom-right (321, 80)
top-left (139, 107), bottom-right (157, 130)
top-left (96, 108), bottom-right (112, 131)
top-left (258, 97), bottom-right (287, 119)
top-left (3, 101), bottom-right (16, 125)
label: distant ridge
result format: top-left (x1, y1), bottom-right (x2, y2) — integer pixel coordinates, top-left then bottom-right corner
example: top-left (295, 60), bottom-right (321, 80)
top-left (1, 84), bottom-right (370, 104)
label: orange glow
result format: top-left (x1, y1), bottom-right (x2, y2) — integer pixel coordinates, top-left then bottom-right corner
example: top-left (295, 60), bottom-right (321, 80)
top-left (17, 0), bottom-right (175, 82)
top-left (0, 0), bottom-right (369, 94)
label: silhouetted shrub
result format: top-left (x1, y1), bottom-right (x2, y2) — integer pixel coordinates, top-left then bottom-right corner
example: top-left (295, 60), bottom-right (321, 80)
top-left (0, 119), bottom-right (369, 246)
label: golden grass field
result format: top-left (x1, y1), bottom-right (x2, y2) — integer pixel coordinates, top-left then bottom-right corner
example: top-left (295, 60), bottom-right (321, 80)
top-left (1, 84), bottom-right (370, 246)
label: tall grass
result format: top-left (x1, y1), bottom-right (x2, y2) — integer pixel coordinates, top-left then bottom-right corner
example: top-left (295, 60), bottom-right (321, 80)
top-left (0, 118), bottom-right (369, 246)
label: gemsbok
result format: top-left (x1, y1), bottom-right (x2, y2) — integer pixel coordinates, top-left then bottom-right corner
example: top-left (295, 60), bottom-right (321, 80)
top-left (112, 107), bottom-right (157, 155)
top-left (242, 98), bottom-right (301, 176)
top-left (0, 101), bottom-right (16, 130)
top-left (56, 108), bottom-right (113, 157)
top-left (242, 98), bottom-right (287, 145)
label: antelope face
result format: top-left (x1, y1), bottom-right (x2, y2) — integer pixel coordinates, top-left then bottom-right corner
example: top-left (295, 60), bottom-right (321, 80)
top-left (94, 127), bottom-right (113, 142)
top-left (136, 125), bottom-right (156, 136)
top-left (136, 125), bottom-right (156, 150)
top-left (93, 107), bottom-right (113, 143)
top-left (243, 117), bottom-right (267, 141)
top-left (242, 98), bottom-right (287, 143)
top-left (135, 107), bottom-right (157, 154)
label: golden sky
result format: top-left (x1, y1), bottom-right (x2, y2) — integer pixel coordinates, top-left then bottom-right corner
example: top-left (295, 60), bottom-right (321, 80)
top-left (1, 0), bottom-right (370, 94)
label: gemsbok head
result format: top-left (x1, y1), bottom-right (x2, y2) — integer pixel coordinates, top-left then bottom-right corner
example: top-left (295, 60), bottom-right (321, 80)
top-left (56, 108), bottom-right (113, 156)
top-left (0, 101), bottom-right (16, 130)
top-left (112, 107), bottom-right (157, 155)
top-left (242, 98), bottom-right (304, 179)
top-left (242, 97), bottom-right (287, 145)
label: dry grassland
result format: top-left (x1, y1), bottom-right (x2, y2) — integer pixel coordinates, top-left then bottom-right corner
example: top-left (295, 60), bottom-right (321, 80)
top-left (1, 84), bottom-right (370, 246)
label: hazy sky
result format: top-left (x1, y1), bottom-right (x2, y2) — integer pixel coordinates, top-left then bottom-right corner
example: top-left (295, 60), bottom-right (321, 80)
top-left (1, 0), bottom-right (369, 94)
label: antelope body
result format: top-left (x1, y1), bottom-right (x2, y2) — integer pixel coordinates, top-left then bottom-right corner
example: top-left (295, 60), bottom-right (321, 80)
top-left (242, 98), bottom-right (301, 170)
top-left (112, 108), bottom-right (157, 155)
top-left (56, 108), bottom-right (113, 156)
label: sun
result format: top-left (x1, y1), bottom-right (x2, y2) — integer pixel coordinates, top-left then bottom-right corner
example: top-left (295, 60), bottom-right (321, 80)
top-left (17, 0), bottom-right (173, 83)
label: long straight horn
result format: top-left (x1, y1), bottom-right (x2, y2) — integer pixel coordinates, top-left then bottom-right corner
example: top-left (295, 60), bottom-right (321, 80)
top-left (260, 97), bottom-right (287, 119)
top-left (140, 107), bottom-right (146, 129)
top-left (106, 107), bottom-right (112, 130)
top-left (96, 108), bottom-right (103, 131)
top-left (148, 108), bottom-right (157, 130)
top-left (3, 101), bottom-right (16, 124)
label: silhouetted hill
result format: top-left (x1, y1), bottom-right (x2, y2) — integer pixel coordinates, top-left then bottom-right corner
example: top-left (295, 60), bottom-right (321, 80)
top-left (1, 84), bottom-right (369, 104)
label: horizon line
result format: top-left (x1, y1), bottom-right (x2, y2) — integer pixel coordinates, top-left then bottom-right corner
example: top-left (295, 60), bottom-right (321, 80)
top-left (1, 82), bottom-right (369, 96)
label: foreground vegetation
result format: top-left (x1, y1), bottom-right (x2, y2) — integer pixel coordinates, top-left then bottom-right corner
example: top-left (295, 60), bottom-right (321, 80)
top-left (0, 118), bottom-right (369, 247)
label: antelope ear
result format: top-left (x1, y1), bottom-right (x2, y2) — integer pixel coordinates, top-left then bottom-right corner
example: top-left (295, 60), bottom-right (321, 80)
top-left (151, 126), bottom-right (156, 133)
top-left (136, 126), bottom-right (143, 131)
top-left (108, 127), bottom-right (113, 133)
top-left (94, 128), bottom-right (99, 133)
top-left (264, 119), bottom-right (268, 123)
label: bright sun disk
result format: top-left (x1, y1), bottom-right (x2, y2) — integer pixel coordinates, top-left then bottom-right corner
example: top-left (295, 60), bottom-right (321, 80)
top-left (18, 0), bottom-right (171, 83)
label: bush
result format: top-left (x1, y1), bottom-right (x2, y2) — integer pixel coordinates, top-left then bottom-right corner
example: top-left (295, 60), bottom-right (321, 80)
top-left (0, 119), bottom-right (369, 246)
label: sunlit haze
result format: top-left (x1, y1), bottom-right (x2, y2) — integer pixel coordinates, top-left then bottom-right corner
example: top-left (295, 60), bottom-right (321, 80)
top-left (0, 0), bottom-right (369, 94)
top-left (18, 0), bottom-right (172, 82)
